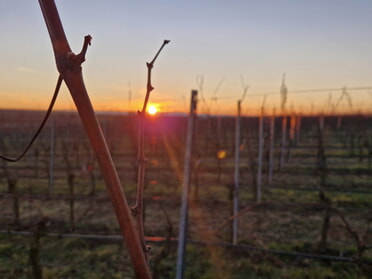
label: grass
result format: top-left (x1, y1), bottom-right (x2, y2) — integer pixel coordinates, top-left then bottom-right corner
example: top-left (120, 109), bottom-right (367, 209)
top-left (1, 113), bottom-right (372, 277)
top-left (0, 234), bottom-right (134, 279)
top-left (3, 234), bottom-right (370, 279)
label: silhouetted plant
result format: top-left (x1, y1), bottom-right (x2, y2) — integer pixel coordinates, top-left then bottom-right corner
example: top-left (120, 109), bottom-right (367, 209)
top-left (331, 208), bottom-right (369, 259)
top-left (318, 191), bottom-right (331, 252)
top-left (38, 1), bottom-right (153, 275)
top-left (62, 140), bottom-right (76, 231)
top-left (0, 138), bottom-right (20, 226)
top-left (317, 115), bottom-right (331, 252)
top-left (152, 206), bottom-right (174, 279)
top-left (132, 40), bottom-right (170, 256)
top-left (29, 218), bottom-right (48, 279)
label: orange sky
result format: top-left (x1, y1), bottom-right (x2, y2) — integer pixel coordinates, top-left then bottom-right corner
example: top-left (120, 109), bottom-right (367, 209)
top-left (1, 1), bottom-right (372, 116)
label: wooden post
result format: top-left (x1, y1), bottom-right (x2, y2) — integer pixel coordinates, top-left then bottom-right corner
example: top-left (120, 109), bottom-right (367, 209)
top-left (286, 112), bottom-right (296, 161)
top-left (319, 115), bottom-right (324, 132)
top-left (290, 113), bottom-right (296, 145)
top-left (268, 108), bottom-right (275, 184)
top-left (279, 74), bottom-right (287, 171)
top-left (318, 115), bottom-right (326, 185)
top-left (256, 106), bottom-right (264, 202)
top-left (337, 115), bottom-right (342, 130)
top-left (176, 90), bottom-right (198, 279)
top-left (233, 100), bottom-right (241, 245)
top-left (48, 120), bottom-right (55, 195)
top-left (38, 1), bottom-right (151, 278)
top-left (296, 114), bottom-right (302, 144)
top-left (279, 114), bottom-right (287, 171)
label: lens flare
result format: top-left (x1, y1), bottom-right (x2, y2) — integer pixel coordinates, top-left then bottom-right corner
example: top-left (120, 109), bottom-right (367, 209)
top-left (148, 105), bottom-right (157, 115)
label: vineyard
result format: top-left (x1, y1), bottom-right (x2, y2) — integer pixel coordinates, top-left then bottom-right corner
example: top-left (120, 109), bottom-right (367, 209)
top-left (0, 109), bottom-right (371, 278)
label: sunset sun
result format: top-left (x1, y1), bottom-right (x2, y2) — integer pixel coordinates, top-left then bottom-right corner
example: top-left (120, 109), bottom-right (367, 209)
top-left (147, 105), bottom-right (158, 115)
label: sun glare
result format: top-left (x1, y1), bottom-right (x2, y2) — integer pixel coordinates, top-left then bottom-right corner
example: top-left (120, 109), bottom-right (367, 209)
top-left (148, 105), bottom-right (158, 115)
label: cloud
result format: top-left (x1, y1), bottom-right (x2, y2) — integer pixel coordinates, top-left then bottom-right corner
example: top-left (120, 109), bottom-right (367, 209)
top-left (17, 67), bottom-right (47, 76)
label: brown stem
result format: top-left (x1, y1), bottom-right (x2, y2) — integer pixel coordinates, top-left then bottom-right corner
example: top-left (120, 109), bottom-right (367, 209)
top-left (132, 111), bottom-right (148, 254)
top-left (38, 1), bottom-right (151, 278)
top-left (141, 40), bottom-right (170, 113)
top-left (215, 202), bottom-right (269, 234)
top-left (132, 40), bottom-right (170, 255)
top-left (331, 208), bottom-right (366, 258)
top-left (30, 220), bottom-right (47, 279)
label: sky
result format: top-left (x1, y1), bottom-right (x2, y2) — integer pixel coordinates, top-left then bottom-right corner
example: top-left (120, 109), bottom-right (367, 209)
top-left (1, 0), bottom-right (372, 116)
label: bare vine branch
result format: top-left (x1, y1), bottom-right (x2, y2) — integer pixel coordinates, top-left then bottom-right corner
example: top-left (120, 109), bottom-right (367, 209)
top-left (132, 40), bottom-right (170, 256)
top-left (141, 40), bottom-right (170, 113)
top-left (38, 1), bottom-right (152, 277)
top-left (331, 207), bottom-right (367, 258)
top-left (239, 75), bottom-right (249, 103)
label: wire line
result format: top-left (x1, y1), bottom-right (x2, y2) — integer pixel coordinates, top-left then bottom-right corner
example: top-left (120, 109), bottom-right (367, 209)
top-left (212, 86), bottom-right (372, 100)
top-left (0, 75), bottom-right (63, 162)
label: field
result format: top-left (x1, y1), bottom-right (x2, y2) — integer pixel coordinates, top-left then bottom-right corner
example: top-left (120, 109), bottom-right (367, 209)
top-left (0, 109), bottom-right (371, 278)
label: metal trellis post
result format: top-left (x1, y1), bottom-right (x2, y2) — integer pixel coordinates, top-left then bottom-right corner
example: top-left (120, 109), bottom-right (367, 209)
top-left (176, 90), bottom-right (198, 279)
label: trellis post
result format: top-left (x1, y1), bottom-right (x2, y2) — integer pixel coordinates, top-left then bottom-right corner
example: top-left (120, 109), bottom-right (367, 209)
top-left (232, 99), bottom-right (241, 245)
top-left (176, 90), bottom-right (198, 279)
top-left (268, 108), bottom-right (275, 184)
top-left (48, 120), bottom-right (55, 195)
top-left (256, 105), bottom-right (264, 202)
